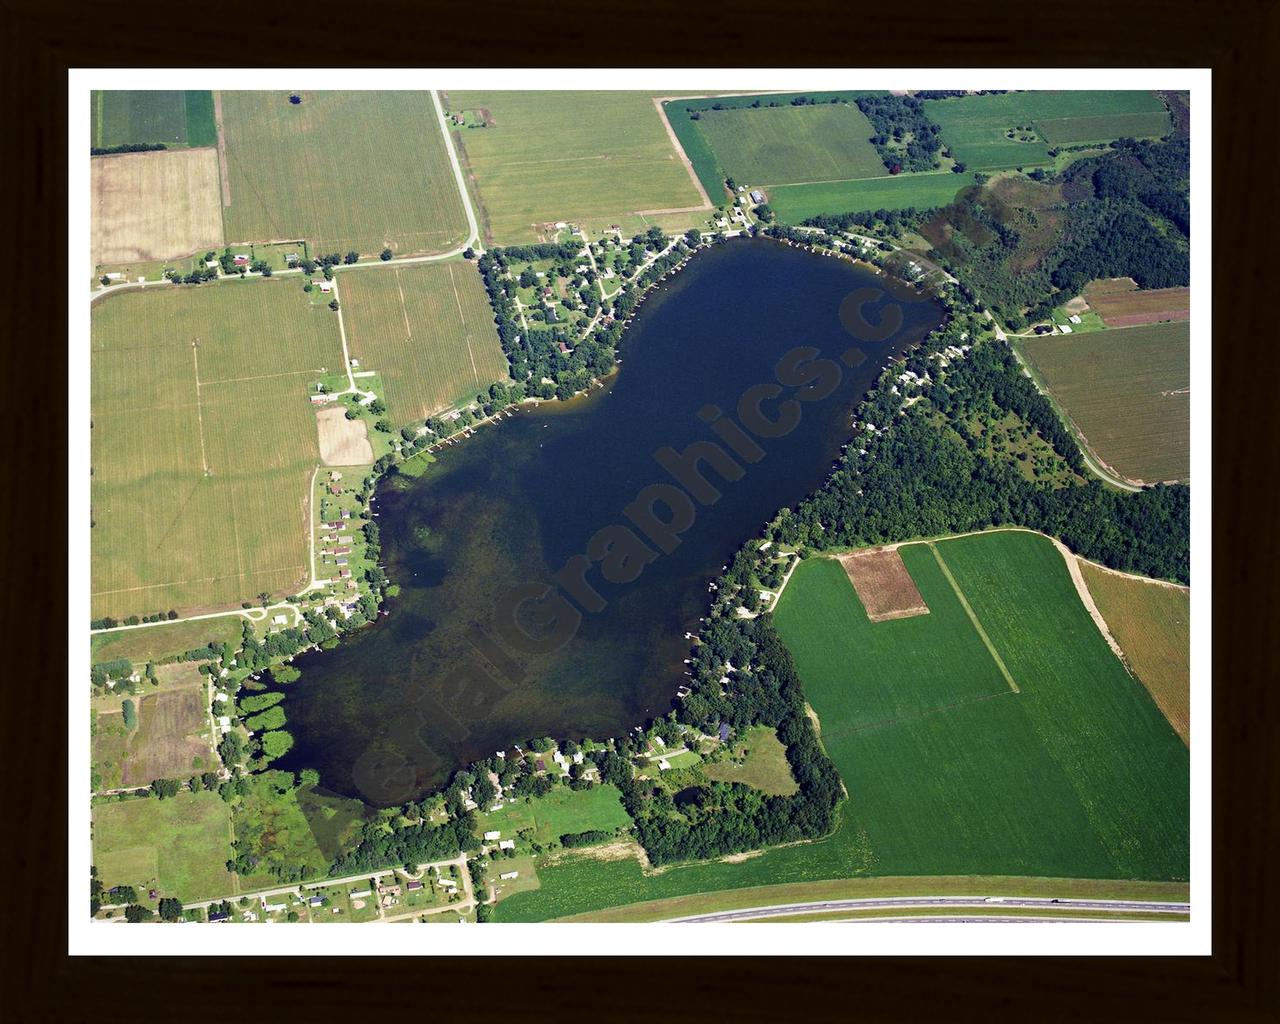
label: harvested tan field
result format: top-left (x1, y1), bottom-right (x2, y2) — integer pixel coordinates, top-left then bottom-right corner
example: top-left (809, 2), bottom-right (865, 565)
top-left (838, 548), bottom-right (930, 622)
top-left (1084, 280), bottom-right (1191, 328)
top-left (1083, 277), bottom-right (1140, 296)
top-left (1079, 561), bottom-right (1190, 745)
top-left (317, 405), bottom-right (374, 466)
top-left (91, 148), bottom-right (224, 266)
top-left (119, 688), bottom-right (213, 787)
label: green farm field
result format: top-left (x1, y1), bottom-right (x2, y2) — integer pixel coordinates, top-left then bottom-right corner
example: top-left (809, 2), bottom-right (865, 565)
top-left (220, 91), bottom-right (469, 255)
top-left (340, 261), bottom-right (509, 425)
top-left (92, 90), bottom-right (217, 149)
top-left (694, 103), bottom-right (885, 186)
top-left (478, 783), bottom-right (632, 846)
top-left (91, 282), bottom-right (345, 619)
top-left (924, 91), bottom-right (1169, 172)
top-left (492, 530), bottom-right (1188, 921)
top-left (769, 172), bottom-right (970, 223)
top-left (93, 790), bottom-right (235, 902)
top-left (445, 91), bottom-right (705, 244)
top-left (1021, 320), bottom-right (1190, 483)
top-left (1080, 563), bottom-right (1191, 745)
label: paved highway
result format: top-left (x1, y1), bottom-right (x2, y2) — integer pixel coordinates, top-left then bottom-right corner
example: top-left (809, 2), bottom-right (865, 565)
top-left (664, 896), bottom-right (1190, 923)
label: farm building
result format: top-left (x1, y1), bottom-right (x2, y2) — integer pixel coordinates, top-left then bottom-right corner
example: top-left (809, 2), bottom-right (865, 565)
top-left (749, 190), bottom-right (766, 204)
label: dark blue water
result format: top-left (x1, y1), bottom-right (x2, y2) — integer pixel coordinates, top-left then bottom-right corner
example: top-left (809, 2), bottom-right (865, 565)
top-left (274, 238), bottom-right (943, 804)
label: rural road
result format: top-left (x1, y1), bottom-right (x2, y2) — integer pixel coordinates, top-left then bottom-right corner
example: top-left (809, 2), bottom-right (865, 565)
top-left (171, 853), bottom-right (473, 917)
top-left (663, 896), bottom-right (1190, 923)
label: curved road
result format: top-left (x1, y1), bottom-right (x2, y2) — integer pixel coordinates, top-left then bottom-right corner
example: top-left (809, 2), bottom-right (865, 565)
top-left (664, 896), bottom-right (1190, 923)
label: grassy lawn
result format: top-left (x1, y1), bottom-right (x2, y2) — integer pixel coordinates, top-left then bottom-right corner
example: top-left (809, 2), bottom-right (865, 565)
top-left (492, 530), bottom-right (1187, 922)
top-left (1020, 320), bottom-right (1190, 483)
top-left (923, 91), bottom-right (1169, 172)
top-left (339, 261), bottom-right (509, 426)
top-left (479, 783), bottom-right (632, 846)
top-left (1079, 562), bottom-right (1190, 745)
top-left (93, 790), bottom-right (235, 902)
top-left (701, 726), bottom-right (798, 796)
top-left (693, 103), bottom-right (885, 186)
top-left (490, 854), bottom-right (541, 899)
top-left (91, 282), bottom-right (344, 618)
top-left (445, 91), bottom-right (704, 244)
top-left (220, 91), bottom-right (468, 256)
top-left (91, 616), bottom-right (243, 666)
top-left (769, 172), bottom-right (970, 223)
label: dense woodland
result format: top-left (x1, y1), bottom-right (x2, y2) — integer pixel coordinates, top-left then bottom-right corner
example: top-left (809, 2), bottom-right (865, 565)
top-left (917, 138), bottom-right (1189, 328)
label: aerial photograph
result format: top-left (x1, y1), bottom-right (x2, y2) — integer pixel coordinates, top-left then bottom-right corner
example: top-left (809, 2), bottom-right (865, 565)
top-left (81, 78), bottom-right (1196, 936)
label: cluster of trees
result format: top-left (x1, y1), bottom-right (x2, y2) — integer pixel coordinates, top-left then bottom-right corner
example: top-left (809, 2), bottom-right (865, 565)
top-left (91, 608), bottom-right (179, 630)
top-left (90, 658), bottom-right (133, 687)
top-left (559, 829), bottom-right (616, 848)
top-left (167, 265), bottom-right (220, 285)
top-left (801, 206), bottom-right (933, 239)
top-left (329, 814), bottom-right (475, 875)
top-left (90, 142), bottom-right (166, 156)
top-left (855, 95), bottom-right (944, 173)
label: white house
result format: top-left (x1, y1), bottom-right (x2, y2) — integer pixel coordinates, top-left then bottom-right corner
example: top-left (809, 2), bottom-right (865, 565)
top-left (483, 830), bottom-right (501, 841)
top-left (499, 871), bottom-right (519, 881)
top-left (498, 839), bottom-right (515, 850)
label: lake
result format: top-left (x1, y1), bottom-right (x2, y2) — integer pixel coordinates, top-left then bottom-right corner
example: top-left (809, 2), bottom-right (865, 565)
top-left (273, 237), bottom-right (943, 805)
